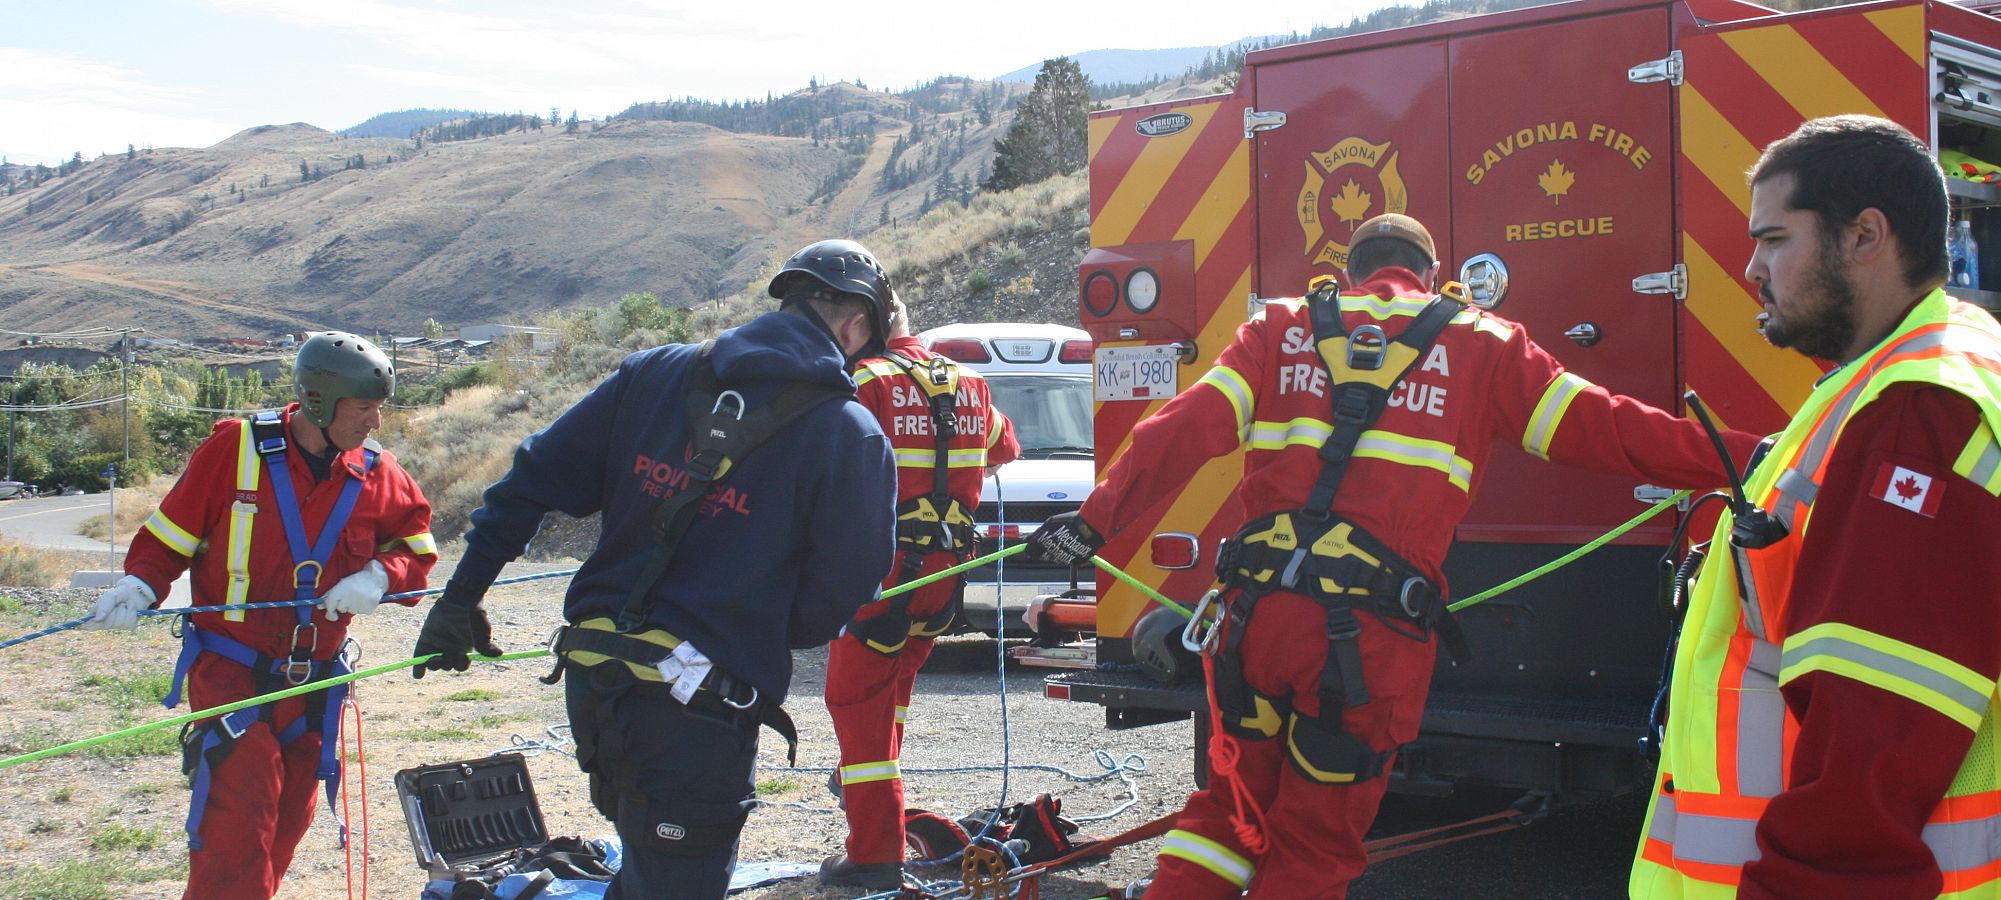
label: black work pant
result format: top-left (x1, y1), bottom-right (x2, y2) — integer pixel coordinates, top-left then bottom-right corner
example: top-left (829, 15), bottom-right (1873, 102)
top-left (564, 660), bottom-right (759, 900)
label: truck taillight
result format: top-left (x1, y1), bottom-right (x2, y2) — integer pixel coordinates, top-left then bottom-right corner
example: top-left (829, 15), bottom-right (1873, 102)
top-left (982, 525), bottom-right (1022, 540)
top-left (930, 339), bottom-right (990, 363)
top-left (1058, 340), bottom-right (1095, 364)
top-left (1083, 270), bottom-right (1119, 318)
top-left (1150, 533), bottom-right (1200, 570)
top-left (1044, 682), bottom-right (1072, 701)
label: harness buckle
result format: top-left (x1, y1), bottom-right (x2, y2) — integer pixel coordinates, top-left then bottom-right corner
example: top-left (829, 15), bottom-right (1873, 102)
top-left (1399, 577), bottom-right (1434, 619)
top-left (285, 623), bottom-right (319, 685)
top-left (220, 710), bottom-right (253, 740)
top-left (682, 448), bottom-right (726, 483)
top-left (1346, 324), bottom-right (1388, 371)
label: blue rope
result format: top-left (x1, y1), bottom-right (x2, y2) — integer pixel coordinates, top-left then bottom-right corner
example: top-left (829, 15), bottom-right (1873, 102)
top-left (0, 567), bottom-right (580, 652)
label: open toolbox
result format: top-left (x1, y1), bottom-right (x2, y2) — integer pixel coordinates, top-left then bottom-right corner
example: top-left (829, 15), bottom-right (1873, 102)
top-left (396, 754), bottom-right (550, 875)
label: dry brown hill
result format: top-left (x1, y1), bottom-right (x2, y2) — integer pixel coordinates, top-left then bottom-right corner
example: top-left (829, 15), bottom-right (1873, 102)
top-left (0, 80), bottom-right (1021, 340)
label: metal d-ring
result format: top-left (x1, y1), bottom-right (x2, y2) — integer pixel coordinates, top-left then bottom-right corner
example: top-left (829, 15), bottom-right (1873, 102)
top-left (712, 390), bottom-right (747, 419)
top-left (1181, 589), bottom-right (1223, 655)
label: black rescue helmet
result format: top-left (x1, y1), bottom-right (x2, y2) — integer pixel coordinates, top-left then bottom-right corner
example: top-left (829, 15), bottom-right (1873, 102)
top-left (767, 240), bottom-right (894, 345)
top-left (1132, 606), bottom-right (1199, 684)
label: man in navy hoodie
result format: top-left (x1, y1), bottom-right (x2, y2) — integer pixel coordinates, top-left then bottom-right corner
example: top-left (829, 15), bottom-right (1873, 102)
top-left (412, 240), bottom-right (899, 899)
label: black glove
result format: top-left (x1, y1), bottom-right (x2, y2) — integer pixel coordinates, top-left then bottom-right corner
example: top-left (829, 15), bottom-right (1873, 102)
top-left (412, 590), bottom-right (502, 679)
top-left (1026, 511), bottom-right (1104, 567)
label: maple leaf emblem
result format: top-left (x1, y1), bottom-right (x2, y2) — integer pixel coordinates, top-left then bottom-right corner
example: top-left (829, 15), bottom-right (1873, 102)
top-left (1329, 178), bottom-right (1373, 226)
top-left (1538, 159), bottom-right (1575, 205)
top-left (1894, 474), bottom-right (1923, 501)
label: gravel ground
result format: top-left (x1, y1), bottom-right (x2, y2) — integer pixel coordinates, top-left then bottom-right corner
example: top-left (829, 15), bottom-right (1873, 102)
top-left (0, 570), bottom-right (1194, 900)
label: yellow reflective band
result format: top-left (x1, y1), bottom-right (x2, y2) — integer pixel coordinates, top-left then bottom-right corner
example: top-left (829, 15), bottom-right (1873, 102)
top-left (893, 448), bottom-right (988, 468)
top-left (379, 531), bottom-right (439, 556)
top-left (894, 706), bottom-right (909, 724)
top-left (1160, 829), bottom-right (1253, 889)
top-left (1450, 309), bottom-right (1515, 340)
top-left (1340, 294), bottom-right (1433, 321)
top-left (225, 420), bottom-right (260, 621)
top-left (852, 360), bottom-right (901, 388)
top-left (1197, 366), bottom-right (1254, 438)
top-left (986, 419), bottom-right (1005, 449)
top-left (143, 511), bottom-right (201, 558)
top-left (840, 760), bottom-right (903, 786)
top-left (565, 617), bottom-right (683, 681)
top-left (1247, 417), bottom-right (1332, 450)
top-left (1524, 372), bottom-right (1593, 460)
top-left (1353, 431), bottom-right (1473, 492)
top-left (1954, 422), bottom-right (2001, 496)
top-left (1781, 622), bottom-right (1996, 731)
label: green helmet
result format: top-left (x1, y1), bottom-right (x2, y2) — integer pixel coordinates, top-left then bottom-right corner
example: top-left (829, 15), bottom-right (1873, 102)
top-left (294, 332), bottom-right (394, 428)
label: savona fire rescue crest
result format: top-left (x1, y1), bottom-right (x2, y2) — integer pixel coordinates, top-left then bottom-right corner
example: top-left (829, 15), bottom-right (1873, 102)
top-left (1297, 136), bottom-right (1408, 268)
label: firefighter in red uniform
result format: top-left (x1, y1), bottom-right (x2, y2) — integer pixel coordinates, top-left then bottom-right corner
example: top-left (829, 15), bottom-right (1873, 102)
top-left (83, 332), bottom-right (437, 900)
top-left (821, 297), bottom-right (1021, 889)
top-left (1027, 214), bottom-right (1759, 898)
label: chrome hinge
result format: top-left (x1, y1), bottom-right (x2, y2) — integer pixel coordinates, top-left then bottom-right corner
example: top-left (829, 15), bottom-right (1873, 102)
top-left (1633, 484), bottom-right (1690, 510)
top-left (1628, 50), bottom-right (1684, 86)
top-left (1247, 292), bottom-right (1269, 320)
top-left (1632, 264), bottom-right (1688, 300)
top-left (1244, 108), bottom-right (1288, 138)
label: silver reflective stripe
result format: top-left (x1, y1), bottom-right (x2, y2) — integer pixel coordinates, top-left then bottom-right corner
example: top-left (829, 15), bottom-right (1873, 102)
top-left (1782, 636), bottom-right (1993, 722)
top-left (1772, 468), bottom-right (1818, 530)
top-left (1647, 793), bottom-right (1679, 843)
top-left (1923, 816), bottom-right (2001, 874)
top-left (1970, 438), bottom-right (2001, 487)
top-left (1793, 331), bottom-right (1950, 483)
top-left (1671, 810), bottom-right (1763, 867)
top-left (1737, 638), bottom-right (1786, 799)
top-left (1732, 542), bottom-right (1768, 642)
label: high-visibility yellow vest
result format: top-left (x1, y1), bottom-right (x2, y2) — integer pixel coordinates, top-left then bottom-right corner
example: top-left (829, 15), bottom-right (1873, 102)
top-left (1632, 290), bottom-right (2001, 899)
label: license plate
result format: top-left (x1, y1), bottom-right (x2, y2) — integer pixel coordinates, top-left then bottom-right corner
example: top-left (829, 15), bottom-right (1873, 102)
top-left (1094, 345), bottom-right (1181, 401)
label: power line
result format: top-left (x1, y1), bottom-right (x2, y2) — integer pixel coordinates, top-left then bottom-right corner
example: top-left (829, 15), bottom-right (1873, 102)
top-left (0, 395), bottom-right (125, 412)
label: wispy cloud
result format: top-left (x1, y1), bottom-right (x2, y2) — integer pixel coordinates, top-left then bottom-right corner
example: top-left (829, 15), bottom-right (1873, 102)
top-left (0, 48), bottom-right (238, 164)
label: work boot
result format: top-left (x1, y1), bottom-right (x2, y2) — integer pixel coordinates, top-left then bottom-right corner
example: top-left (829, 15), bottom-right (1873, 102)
top-left (819, 854), bottom-right (902, 890)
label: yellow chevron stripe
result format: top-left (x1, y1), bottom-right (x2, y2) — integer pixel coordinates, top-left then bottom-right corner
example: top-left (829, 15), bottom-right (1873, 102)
top-left (1678, 84), bottom-right (1757, 219)
top-left (1719, 24), bottom-right (1883, 120)
top-left (1182, 140), bottom-right (1251, 270)
top-left (1864, 6), bottom-right (1924, 69)
top-left (1089, 114), bottom-right (1117, 163)
top-left (1093, 103), bottom-right (1222, 248)
top-left (1682, 238), bottom-right (1822, 414)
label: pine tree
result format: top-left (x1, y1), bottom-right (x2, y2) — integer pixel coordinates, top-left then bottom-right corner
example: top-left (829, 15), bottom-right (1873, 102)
top-left (983, 57), bottom-right (1090, 192)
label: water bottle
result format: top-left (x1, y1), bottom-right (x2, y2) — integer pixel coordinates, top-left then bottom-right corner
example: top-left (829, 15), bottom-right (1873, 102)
top-left (1951, 219), bottom-right (1971, 288)
top-left (1963, 219), bottom-right (1982, 290)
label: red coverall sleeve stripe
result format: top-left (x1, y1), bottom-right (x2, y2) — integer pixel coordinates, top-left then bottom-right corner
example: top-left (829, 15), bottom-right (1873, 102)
top-left (1495, 322), bottom-right (1756, 490)
top-left (1081, 316), bottom-right (1267, 538)
top-left (987, 399), bottom-right (1021, 467)
top-left (371, 455), bottom-right (437, 606)
top-left (1741, 387), bottom-right (2001, 900)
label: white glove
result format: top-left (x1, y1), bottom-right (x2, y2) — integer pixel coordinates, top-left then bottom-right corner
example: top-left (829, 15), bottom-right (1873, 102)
top-left (82, 576), bottom-right (155, 631)
top-left (321, 560), bottom-right (389, 622)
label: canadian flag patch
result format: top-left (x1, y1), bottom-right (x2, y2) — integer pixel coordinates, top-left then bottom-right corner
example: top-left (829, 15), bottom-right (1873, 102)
top-left (1871, 463), bottom-right (1942, 517)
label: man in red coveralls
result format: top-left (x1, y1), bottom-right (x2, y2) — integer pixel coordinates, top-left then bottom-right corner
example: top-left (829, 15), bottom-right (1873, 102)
top-left (1631, 116), bottom-right (2001, 900)
top-left (1027, 214), bottom-right (1759, 898)
top-left (821, 297), bottom-right (1020, 889)
top-left (83, 332), bottom-right (437, 900)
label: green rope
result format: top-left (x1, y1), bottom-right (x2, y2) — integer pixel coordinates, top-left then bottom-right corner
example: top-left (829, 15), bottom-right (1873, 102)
top-left (0, 650), bottom-right (550, 771)
top-left (1447, 490), bottom-right (1689, 613)
top-left (0, 544), bottom-right (1034, 772)
top-left (1090, 554), bottom-right (1192, 619)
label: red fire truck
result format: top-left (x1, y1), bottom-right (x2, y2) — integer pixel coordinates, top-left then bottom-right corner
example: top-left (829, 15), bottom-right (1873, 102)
top-left (1037, 0), bottom-right (2001, 804)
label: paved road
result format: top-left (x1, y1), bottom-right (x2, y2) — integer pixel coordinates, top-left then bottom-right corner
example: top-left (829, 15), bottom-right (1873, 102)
top-left (0, 492), bottom-right (120, 554)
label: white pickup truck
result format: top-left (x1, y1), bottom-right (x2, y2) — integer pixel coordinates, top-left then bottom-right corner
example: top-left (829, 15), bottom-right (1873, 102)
top-left (916, 322), bottom-right (1095, 635)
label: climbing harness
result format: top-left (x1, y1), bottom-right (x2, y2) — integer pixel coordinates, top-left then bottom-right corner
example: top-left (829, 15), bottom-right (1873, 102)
top-left (1205, 284), bottom-right (1468, 797)
top-left (851, 350), bottom-right (981, 655)
top-left (166, 410), bottom-right (375, 850)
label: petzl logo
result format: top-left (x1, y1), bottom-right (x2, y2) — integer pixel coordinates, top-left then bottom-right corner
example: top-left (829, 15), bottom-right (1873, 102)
top-left (1135, 112), bottom-right (1192, 138)
top-left (656, 822), bottom-right (687, 841)
top-left (1297, 136), bottom-right (1408, 269)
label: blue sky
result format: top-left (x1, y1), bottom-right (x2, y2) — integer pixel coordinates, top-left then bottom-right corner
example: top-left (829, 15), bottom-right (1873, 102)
top-left (1, 0), bottom-right (1389, 167)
